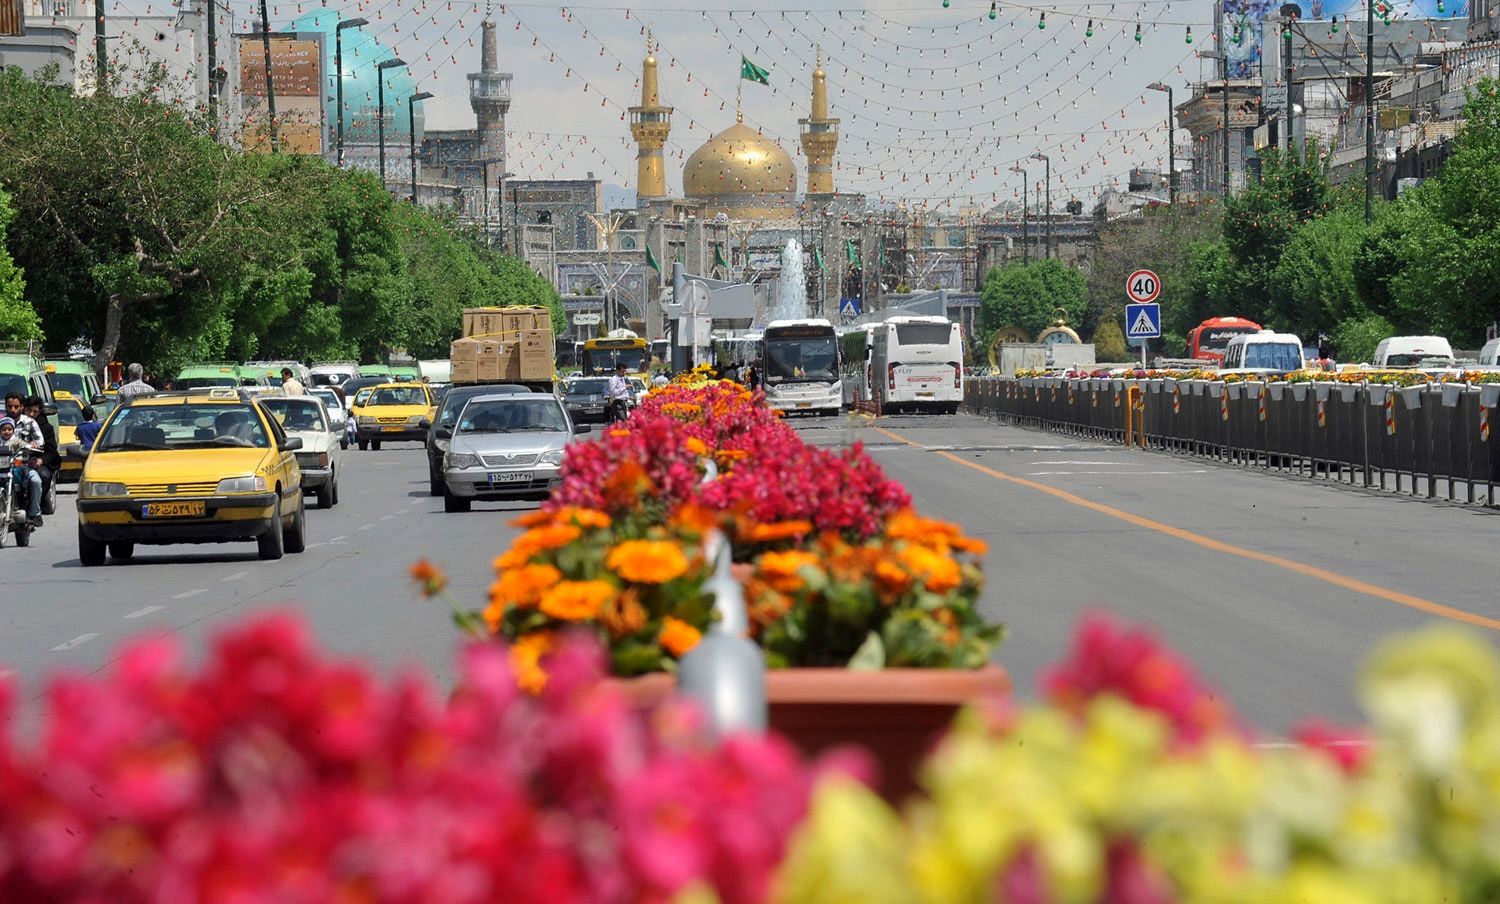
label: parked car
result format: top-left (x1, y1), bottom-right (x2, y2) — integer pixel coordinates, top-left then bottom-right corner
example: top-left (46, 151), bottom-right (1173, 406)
top-left (1371, 336), bottom-right (1455, 370)
top-left (309, 387), bottom-right (349, 449)
top-left (424, 383), bottom-right (529, 497)
top-left (258, 393), bottom-right (342, 509)
top-left (441, 393), bottom-right (586, 512)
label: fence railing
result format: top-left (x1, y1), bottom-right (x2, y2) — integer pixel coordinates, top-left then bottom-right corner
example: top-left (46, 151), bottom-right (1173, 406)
top-left (964, 376), bottom-right (1500, 506)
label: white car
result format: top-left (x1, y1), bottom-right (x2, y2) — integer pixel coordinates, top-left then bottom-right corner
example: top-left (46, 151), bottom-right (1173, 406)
top-left (309, 387), bottom-right (350, 449)
top-left (257, 394), bottom-right (343, 509)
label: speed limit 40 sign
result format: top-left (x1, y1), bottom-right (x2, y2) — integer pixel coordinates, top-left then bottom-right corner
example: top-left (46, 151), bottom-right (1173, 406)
top-left (1125, 269), bottom-right (1161, 304)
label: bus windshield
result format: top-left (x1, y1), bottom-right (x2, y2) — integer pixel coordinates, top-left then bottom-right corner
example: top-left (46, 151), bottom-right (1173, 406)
top-left (894, 322), bottom-right (953, 345)
top-left (764, 335), bottom-right (838, 383)
top-left (178, 377), bottom-right (237, 389)
top-left (583, 347), bottom-right (646, 374)
top-left (48, 372), bottom-right (91, 397)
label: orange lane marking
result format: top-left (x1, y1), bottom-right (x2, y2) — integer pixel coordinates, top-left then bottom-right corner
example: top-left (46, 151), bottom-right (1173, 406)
top-left (872, 426), bottom-right (1500, 633)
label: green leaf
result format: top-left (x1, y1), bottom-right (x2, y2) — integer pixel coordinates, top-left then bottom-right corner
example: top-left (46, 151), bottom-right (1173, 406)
top-left (847, 631), bottom-right (886, 671)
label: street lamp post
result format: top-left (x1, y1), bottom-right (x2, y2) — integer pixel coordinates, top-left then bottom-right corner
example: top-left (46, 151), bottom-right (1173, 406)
top-left (333, 17), bottom-right (367, 167)
top-left (1365, 0), bottom-right (1375, 222)
top-left (375, 57), bottom-right (406, 190)
top-left (1010, 165), bottom-right (1028, 265)
top-left (407, 91), bottom-right (433, 203)
top-left (257, 0), bottom-right (278, 152)
top-left (1280, 4), bottom-right (1300, 156)
top-left (1031, 153), bottom-right (1051, 259)
top-left (1147, 82), bottom-right (1175, 205)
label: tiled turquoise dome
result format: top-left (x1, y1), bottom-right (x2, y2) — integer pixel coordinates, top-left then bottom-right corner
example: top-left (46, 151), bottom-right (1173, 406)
top-left (291, 10), bottom-right (424, 143)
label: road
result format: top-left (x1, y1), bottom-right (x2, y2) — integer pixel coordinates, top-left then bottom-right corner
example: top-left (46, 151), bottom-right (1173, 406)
top-left (5, 413), bottom-right (1498, 734)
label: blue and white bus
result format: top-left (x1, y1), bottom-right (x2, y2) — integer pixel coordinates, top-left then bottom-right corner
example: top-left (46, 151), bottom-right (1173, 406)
top-left (760, 319), bottom-right (842, 416)
top-left (869, 315), bottom-right (963, 413)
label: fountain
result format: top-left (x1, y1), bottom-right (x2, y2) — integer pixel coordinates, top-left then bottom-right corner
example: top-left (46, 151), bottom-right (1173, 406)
top-left (769, 238), bottom-right (809, 323)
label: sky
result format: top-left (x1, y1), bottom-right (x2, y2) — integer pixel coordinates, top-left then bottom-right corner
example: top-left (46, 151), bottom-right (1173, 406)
top-left (112, 0), bottom-right (1463, 210)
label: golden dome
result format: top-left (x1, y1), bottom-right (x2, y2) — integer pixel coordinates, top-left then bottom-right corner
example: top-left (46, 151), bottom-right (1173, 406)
top-left (683, 121), bottom-right (797, 220)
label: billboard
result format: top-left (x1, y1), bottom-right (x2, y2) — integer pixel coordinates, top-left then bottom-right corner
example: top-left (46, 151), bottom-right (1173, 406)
top-left (1219, 0), bottom-right (1278, 79)
top-left (238, 33), bottom-right (325, 155)
top-left (0, 0), bottom-right (21, 36)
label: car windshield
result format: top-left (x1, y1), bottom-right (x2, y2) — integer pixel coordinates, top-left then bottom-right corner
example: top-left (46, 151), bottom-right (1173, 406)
top-left (55, 400), bottom-right (86, 426)
top-left (178, 377), bottom-right (237, 389)
top-left (95, 404), bottom-right (270, 450)
top-left (457, 398), bottom-right (568, 434)
top-left (566, 379), bottom-right (610, 395)
top-left (48, 372), bottom-right (90, 396)
top-left (0, 374), bottom-right (27, 398)
top-left (1243, 344), bottom-right (1301, 371)
top-left (1386, 353), bottom-right (1451, 367)
top-left (309, 372), bottom-right (348, 386)
top-left (259, 399), bottom-right (327, 432)
top-left (764, 337), bottom-right (839, 383)
top-left (369, 387), bottom-right (426, 406)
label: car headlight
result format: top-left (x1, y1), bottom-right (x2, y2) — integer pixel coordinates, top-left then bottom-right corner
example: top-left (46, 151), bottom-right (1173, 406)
top-left (538, 450), bottom-right (565, 466)
top-left (406, 414), bottom-right (426, 425)
top-left (357, 416), bottom-right (378, 426)
top-left (318, 452), bottom-right (330, 467)
top-left (446, 452), bottom-right (480, 469)
top-left (434, 438), bottom-right (450, 453)
top-left (80, 480), bottom-right (128, 498)
top-left (216, 475), bottom-right (267, 493)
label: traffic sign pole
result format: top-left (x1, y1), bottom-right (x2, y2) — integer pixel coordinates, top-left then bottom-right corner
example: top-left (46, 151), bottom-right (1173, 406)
top-left (1124, 268), bottom-right (1163, 369)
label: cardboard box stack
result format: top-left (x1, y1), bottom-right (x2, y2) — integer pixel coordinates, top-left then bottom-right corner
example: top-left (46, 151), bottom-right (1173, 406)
top-left (452, 306), bottom-right (555, 384)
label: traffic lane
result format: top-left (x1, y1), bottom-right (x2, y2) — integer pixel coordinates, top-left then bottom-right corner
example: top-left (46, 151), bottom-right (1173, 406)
top-left (798, 416), bottom-right (1474, 732)
top-left (858, 417), bottom-right (1500, 623)
top-left (0, 444), bottom-right (525, 694)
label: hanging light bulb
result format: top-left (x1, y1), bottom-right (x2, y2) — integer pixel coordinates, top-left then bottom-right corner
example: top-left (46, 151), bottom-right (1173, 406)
top-left (1185, 25), bottom-right (1192, 43)
top-left (989, 0), bottom-right (998, 19)
top-left (1134, 22), bottom-right (1142, 42)
top-left (1330, 14), bottom-right (1339, 33)
top-left (1038, 10), bottom-right (1045, 28)
top-left (941, 0), bottom-right (949, 7)
top-left (1085, 17), bottom-right (1093, 36)
top-left (1436, 0), bottom-right (1445, 12)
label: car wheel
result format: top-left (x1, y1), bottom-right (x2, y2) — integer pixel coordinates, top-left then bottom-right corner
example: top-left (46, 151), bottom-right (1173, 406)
top-left (370, 439), bottom-right (382, 451)
top-left (443, 491), bottom-right (471, 514)
top-left (108, 540), bottom-right (134, 561)
top-left (316, 478), bottom-right (334, 510)
top-left (330, 477), bottom-right (340, 506)
top-left (78, 526), bottom-right (106, 566)
top-left (41, 478), bottom-right (56, 516)
top-left (357, 438), bottom-right (369, 451)
top-left (284, 497), bottom-right (307, 554)
top-left (429, 463), bottom-right (443, 497)
top-left (257, 498), bottom-right (285, 561)
top-left (13, 522), bottom-right (29, 548)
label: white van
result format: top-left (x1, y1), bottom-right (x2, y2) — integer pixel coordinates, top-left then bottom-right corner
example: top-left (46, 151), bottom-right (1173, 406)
top-left (1220, 331), bottom-right (1305, 375)
top-left (1371, 336), bottom-right (1455, 369)
top-left (1477, 337), bottom-right (1500, 369)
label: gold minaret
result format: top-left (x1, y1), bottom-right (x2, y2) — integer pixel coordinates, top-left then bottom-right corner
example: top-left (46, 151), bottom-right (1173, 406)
top-left (629, 31), bottom-right (673, 201)
top-left (799, 48), bottom-right (839, 195)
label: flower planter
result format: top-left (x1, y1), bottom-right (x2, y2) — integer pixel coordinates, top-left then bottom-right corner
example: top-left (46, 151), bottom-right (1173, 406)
top-left (1314, 384), bottom-right (1332, 402)
top-left (614, 665), bottom-right (1011, 804)
top-left (1400, 386), bottom-right (1424, 410)
top-left (1339, 384), bottom-right (1359, 403)
top-left (1290, 384), bottom-right (1308, 402)
top-left (1441, 383), bottom-right (1463, 408)
top-left (1188, 380), bottom-right (1206, 396)
top-left (1226, 383), bottom-right (1243, 401)
top-left (1267, 383), bottom-right (1285, 401)
top-left (1368, 385), bottom-right (1389, 406)
top-left (1483, 385), bottom-right (1500, 408)
top-left (1208, 382), bottom-right (1224, 399)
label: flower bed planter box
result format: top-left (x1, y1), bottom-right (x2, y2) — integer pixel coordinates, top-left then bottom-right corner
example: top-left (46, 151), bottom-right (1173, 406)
top-left (614, 664), bottom-right (1011, 804)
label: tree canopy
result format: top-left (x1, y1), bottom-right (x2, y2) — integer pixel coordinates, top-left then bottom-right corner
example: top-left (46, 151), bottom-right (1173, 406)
top-left (981, 259), bottom-right (1087, 341)
top-left (0, 187), bottom-right (38, 342)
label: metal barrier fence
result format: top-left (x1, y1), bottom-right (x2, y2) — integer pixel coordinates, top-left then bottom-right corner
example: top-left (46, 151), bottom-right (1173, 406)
top-left (964, 376), bottom-right (1500, 506)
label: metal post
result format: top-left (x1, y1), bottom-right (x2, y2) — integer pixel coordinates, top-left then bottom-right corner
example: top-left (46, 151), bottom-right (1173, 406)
top-left (481, 159), bottom-right (491, 248)
top-left (408, 93), bottom-right (429, 203)
top-left (205, 0), bottom-right (216, 120)
top-left (257, 0), bottom-right (278, 153)
top-left (1281, 5), bottom-right (1298, 156)
top-left (1365, 0), bottom-right (1376, 222)
top-left (1043, 156), bottom-right (1052, 259)
top-left (512, 183), bottom-right (520, 256)
top-left (1166, 86), bottom-right (1175, 204)
top-left (94, 0), bottom-right (107, 92)
top-left (1222, 73), bottom-right (1231, 198)
top-left (333, 19), bottom-right (367, 168)
top-left (375, 58), bottom-right (406, 191)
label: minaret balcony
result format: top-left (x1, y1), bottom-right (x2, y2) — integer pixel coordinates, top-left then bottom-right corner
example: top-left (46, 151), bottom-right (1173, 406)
top-left (468, 72), bottom-right (512, 106)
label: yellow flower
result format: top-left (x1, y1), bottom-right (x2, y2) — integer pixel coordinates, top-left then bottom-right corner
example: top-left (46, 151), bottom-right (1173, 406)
top-left (757, 549), bottom-right (822, 593)
top-left (606, 540), bottom-right (691, 584)
top-left (509, 632), bottom-right (554, 693)
top-left (658, 617), bottom-right (703, 657)
top-left (538, 580), bottom-right (616, 622)
top-left (742, 519), bottom-right (814, 543)
top-left (897, 544), bottom-right (962, 594)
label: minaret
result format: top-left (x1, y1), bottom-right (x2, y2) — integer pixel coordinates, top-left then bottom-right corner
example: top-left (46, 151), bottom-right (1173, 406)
top-left (629, 31), bottom-right (673, 201)
top-left (468, 19), bottom-right (512, 209)
top-left (799, 48), bottom-right (839, 196)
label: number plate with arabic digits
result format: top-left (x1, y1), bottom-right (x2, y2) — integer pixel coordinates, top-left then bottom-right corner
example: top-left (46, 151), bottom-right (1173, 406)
top-left (141, 501), bottom-right (206, 518)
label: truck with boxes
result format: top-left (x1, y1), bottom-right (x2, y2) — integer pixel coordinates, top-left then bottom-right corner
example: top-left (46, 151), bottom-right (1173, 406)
top-left (450, 306), bottom-right (557, 392)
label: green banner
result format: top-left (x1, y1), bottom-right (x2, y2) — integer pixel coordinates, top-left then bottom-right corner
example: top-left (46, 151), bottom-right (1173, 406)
top-left (714, 243), bottom-right (729, 268)
top-left (740, 55), bottom-right (770, 86)
top-left (646, 246), bottom-right (660, 272)
top-left (845, 239), bottom-right (860, 268)
top-left (813, 246), bottom-right (825, 270)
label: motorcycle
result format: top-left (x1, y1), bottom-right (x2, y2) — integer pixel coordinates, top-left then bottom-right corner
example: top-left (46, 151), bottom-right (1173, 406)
top-left (605, 397), bottom-right (633, 425)
top-left (1, 452), bottom-right (34, 549)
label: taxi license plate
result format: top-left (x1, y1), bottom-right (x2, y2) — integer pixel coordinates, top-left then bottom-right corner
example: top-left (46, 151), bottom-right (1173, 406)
top-left (488, 471), bottom-right (530, 485)
top-left (141, 501), bottom-right (206, 518)
top-left (382, 425), bottom-right (405, 432)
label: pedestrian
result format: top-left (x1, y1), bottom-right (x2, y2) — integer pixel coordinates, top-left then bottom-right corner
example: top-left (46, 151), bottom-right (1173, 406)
top-left (75, 405), bottom-right (103, 451)
top-left (605, 363), bottom-right (632, 423)
top-left (745, 360), bottom-right (761, 392)
top-left (116, 363), bottom-right (154, 399)
top-left (281, 367), bottom-right (307, 396)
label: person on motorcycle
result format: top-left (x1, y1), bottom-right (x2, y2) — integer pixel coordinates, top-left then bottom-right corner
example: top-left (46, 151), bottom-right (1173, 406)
top-left (0, 414), bottom-right (43, 528)
top-left (605, 363), bottom-right (633, 424)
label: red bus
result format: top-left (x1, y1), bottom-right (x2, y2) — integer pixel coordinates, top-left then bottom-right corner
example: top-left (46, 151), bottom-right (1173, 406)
top-left (1187, 317), bottom-right (1262, 363)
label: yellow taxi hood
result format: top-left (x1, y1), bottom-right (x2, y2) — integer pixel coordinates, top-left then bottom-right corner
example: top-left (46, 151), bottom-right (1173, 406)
top-left (84, 448), bottom-right (273, 484)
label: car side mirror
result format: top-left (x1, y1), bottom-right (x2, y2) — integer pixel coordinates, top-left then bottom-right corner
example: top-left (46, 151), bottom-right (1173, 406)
top-left (417, 418), bottom-right (431, 430)
top-left (43, 404), bottom-right (58, 417)
top-left (282, 436), bottom-right (303, 452)
top-left (573, 423), bottom-right (593, 434)
top-left (91, 394), bottom-right (106, 405)
top-left (436, 425), bottom-right (453, 439)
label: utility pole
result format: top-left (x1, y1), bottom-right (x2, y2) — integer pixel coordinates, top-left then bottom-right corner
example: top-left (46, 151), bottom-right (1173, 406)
top-left (1365, 0), bottom-right (1376, 222)
top-left (1032, 153), bottom-right (1051, 259)
top-left (1147, 83), bottom-right (1175, 205)
top-left (334, 18), bottom-right (368, 167)
top-left (408, 91), bottom-right (433, 203)
top-left (1281, 4), bottom-right (1300, 156)
top-left (205, 0), bottom-right (216, 121)
top-left (94, 0), bottom-right (107, 93)
top-left (257, 0), bottom-right (278, 153)
top-left (1010, 165), bottom-right (1028, 264)
top-left (375, 57), bottom-right (406, 189)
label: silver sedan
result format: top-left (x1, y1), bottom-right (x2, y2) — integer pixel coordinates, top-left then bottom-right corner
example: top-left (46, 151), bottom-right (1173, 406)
top-left (440, 393), bottom-right (588, 512)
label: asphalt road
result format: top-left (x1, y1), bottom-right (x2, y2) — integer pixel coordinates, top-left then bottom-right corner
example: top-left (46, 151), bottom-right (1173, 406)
top-left (5, 413), bottom-right (1497, 734)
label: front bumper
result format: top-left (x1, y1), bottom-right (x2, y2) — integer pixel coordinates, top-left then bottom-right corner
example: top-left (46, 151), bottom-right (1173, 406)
top-left (298, 467), bottom-right (333, 489)
top-left (78, 492), bottom-right (278, 543)
top-left (565, 404), bottom-right (608, 424)
top-left (444, 467), bottom-right (561, 499)
top-left (358, 426), bottom-right (425, 441)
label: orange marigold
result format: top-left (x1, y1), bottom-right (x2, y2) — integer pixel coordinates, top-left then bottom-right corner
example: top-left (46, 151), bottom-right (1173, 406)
top-left (409, 559), bottom-right (447, 597)
top-left (538, 580), bottom-right (616, 622)
top-left (874, 559), bottom-right (913, 600)
top-left (490, 563), bottom-right (563, 610)
top-left (601, 590), bottom-right (649, 638)
top-left (509, 632), bottom-right (554, 694)
top-left (609, 428), bottom-right (631, 437)
top-left (897, 544), bottom-right (962, 594)
top-left (757, 549), bottom-right (822, 593)
top-left (742, 520), bottom-right (813, 544)
top-left (886, 508), bottom-right (964, 551)
top-left (670, 502), bottom-right (722, 535)
top-left (493, 524), bottom-right (583, 571)
top-left (606, 540), bottom-right (691, 584)
top-left (658, 617), bottom-right (702, 657)
top-left (684, 436), bottom-right (710, 456)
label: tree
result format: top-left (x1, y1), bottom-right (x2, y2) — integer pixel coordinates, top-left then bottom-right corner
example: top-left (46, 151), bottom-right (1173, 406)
top-left (1087, 203), bottom-right (1221, 340)
top-left (1092, 317), bottom-right (1127, 363)
top-left (1332, 314), bottom-right (1394, 363)
top-left (1267, 207), bottom-right (1371, 336)
top-left (0, 187), bottom-right (39, 341)
top-left (980, 259), bottom-right (1087, 341)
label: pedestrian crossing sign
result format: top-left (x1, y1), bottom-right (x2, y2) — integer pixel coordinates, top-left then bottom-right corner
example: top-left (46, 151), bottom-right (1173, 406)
top-left (1125, 302), bottom-right (1161, 340)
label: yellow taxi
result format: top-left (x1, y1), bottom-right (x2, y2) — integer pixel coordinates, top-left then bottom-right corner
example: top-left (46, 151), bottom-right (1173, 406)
top-left (76, 389), bottom-right (308, 565)
top-left (51, 391), bottom-right (96, 484)
top-left (350, 382), bottom-right (435, 450)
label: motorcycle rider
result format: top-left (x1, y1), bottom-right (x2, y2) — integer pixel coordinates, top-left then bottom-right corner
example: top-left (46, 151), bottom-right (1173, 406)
top-left (605, 363), bottom-right (633, 424)
top-left (0, 406), bottom-right (44, 528)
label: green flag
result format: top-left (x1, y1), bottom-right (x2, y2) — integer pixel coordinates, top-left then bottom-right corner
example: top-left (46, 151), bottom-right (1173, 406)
top-left (714, 243), bottom-right (729, 268)
top-left (740, 55), bottom-right (770, 86)
top-left (646, 246), bottom-right (660, 272)
top-left (676, 248), bottom-right (684, 265)
top-left (845, 239), bottom-right (860, 268)
top-left (813, 246), bottom-right (825, 270)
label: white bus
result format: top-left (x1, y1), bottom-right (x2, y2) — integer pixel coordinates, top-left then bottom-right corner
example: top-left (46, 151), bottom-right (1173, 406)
top-left (839, 324), bottom-right (878, 406)
top-left (870, 316), bottom-right (963, 413)
top-left (760, 319), bottom-right (842, 416)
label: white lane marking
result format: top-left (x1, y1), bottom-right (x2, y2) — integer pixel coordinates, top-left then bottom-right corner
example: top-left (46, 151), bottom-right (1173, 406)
top-left (124, 605), bottom-right (164, 619)
top-left (379, 515), bottom-right (393, 521)
top-left (172, 588), bottom-right (209, 599)
top-left (396, 509), bottom-right (409, 514)
top-left (330, 535), bottom-right (348, 543)
top-left (306, 542), bottom-right (326, 549)
top-left (1030, 460), bottom-right (1128, 465)
top-left (1027, 470), bottom-right (1210, 476)
top-left (52, 633), bottom-right (99, 651)
top-left (222, 571), bottom-right (250, 582)
top-left (358, 524), bottom-right (374, 531)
